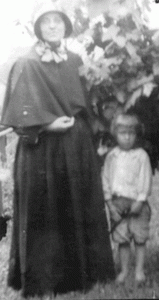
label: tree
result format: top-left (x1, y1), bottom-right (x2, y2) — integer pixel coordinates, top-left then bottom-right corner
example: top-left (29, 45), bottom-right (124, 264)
top-left (77, 0), bottom-right (159, 171)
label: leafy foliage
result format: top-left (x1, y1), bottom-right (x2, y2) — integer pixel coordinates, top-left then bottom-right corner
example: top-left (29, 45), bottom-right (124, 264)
top-left (77, 0), bottom-right (159, 170)
top-left (79, 3), bottom-right (159, 109)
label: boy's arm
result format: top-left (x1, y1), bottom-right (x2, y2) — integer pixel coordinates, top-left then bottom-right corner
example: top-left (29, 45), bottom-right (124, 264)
top-left (106, 200), bottom-right (122, 222)
top-left (137, 151), bottom-right (152, 201)
top-left (102, 155), bottom-right (121, 222)
top-left (130, 151), bottom-right (152, 215)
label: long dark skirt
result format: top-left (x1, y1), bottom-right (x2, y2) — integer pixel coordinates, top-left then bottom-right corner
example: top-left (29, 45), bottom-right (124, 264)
top-left (8, 116), bottom-right (115, 297)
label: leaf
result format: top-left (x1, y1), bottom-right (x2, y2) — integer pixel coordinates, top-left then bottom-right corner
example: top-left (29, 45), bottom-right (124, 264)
top-left (114, 89), bottom-right (127, 103)
top-left (107, 0), bottom-right (134, 19)
top-left (131, 6), bottom-right (143, 29)
top-left (99, 64), bottom-right (110, 80)
top-left (90, 14), bottom-right (106, 27)
top-left (124, 88), bottom-right (142, 111)
top-left (104, 41), bottom-right (114, 52)
top-left (125, 42), bottom-right (137, 56)
top-left (143, 0), bottom-right (151, 12)
top-left (102, 57), bottom-right (123, 67)
top-left (153, 62), bottom-right (159, 76)
top-left (102, 25), bottom-right (120, 42)
top-left (152, 30), bottom-right (159, 46)
top-left (114, 36), bottom-right (126, 47)
top-left (89, 46), bottom-right (105, 62)
top-left (91, 92), bottom-right (99, 106)
top-left (127, 74), bottom-right (154, 92)
top-left (91, 92), bottom-right (100, 115)
top-left (79, 64), bottom-right (88, 77)
top-left (91, 118), bottom-right (105, 134)
top-left (126, 30), bottom-right (140, 41)
top-left (87, 0), bottom-right (110, 18)
top-left (127, 78), bottom-right (139, 92)
top-left (125, 42), bottom-right (142, 64)
top-left (143, 82), bottom-right (157, 97)
top-left (136, 74), bottom-right (154, 87)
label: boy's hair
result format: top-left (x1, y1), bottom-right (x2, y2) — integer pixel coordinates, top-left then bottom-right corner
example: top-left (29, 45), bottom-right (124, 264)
top-left (111, 111), bottom-right (144, 141)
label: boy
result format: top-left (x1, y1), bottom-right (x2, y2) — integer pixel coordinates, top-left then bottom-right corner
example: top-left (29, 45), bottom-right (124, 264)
top-left (102, 112), bottom-right (152, 284)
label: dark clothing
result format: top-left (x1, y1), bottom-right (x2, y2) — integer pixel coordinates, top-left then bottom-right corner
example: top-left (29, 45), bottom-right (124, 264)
top-left (1, 48), bottom-right (87, 128)
top-left (1, 47), bottom-right (115, 297)
top-left (111, 196), bottom-right (151, 244)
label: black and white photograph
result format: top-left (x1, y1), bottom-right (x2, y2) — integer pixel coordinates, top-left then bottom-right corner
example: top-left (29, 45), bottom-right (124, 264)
top-left (0, 0), bottom-right (159, 299)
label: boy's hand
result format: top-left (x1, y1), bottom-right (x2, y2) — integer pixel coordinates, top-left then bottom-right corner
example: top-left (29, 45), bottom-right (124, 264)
top-left (130, 201), bottom-right (144, 215)
top-left (111, 209), bottom-right (122, 223)
top-left (106, 200), bottom-right (121, 222)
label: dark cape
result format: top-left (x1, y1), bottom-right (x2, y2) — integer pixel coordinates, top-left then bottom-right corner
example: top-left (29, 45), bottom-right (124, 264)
top-left (1, 47), bottom-right (115, 297)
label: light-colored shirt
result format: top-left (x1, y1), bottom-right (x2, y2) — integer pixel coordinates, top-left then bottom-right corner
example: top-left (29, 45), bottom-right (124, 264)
top-left (102, 146), bottom-right (152, 202)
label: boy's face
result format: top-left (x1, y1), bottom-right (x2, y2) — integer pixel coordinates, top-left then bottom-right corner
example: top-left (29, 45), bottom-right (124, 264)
top-left (116, 127), bottom-right (136, 151)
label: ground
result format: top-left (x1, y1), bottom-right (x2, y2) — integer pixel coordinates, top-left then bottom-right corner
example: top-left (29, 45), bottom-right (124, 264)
top-left (0, 168), bottom-right (159, 299)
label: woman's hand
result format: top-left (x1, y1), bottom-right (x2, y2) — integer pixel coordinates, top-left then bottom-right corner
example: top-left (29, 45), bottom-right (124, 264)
top-left (44, 116), bottom-right (75, 132)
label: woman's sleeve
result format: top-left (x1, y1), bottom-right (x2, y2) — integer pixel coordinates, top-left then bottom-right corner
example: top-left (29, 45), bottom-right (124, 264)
top-left (1, 58), bottom-right (59, 144)
top-left (1, 58), bottom-right (58, 128)
top-left (137, 151), bottom-right (152, 201)
top-left (101, 154), bottom-right (112, 201)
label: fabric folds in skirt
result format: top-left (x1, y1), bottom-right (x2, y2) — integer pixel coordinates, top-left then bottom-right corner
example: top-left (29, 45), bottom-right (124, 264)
top-left (8, 115), bottom-right (115, 297)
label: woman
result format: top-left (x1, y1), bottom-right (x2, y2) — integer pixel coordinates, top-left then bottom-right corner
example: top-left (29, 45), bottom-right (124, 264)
top-left (1, 2), bottom-right (115, 298)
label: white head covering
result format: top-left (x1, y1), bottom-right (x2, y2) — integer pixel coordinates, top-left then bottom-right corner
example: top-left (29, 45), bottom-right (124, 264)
top-left (32, 1), bottom-right (73, 39)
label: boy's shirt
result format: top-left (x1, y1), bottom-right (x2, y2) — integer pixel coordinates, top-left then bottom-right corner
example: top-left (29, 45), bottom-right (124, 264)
top-left (102, 146), bottom-right (152, 202)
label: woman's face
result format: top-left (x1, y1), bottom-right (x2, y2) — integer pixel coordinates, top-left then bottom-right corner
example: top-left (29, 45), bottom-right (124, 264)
top-left (40, 12), bottom-right (65, 44)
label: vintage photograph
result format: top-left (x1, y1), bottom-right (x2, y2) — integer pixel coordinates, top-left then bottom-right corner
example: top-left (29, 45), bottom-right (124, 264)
top-left (0, 0), bottom-right (159, 299)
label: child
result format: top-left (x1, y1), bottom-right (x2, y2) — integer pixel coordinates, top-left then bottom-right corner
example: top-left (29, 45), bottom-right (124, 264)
top-left (102, 112), bottom-right (152, 285)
